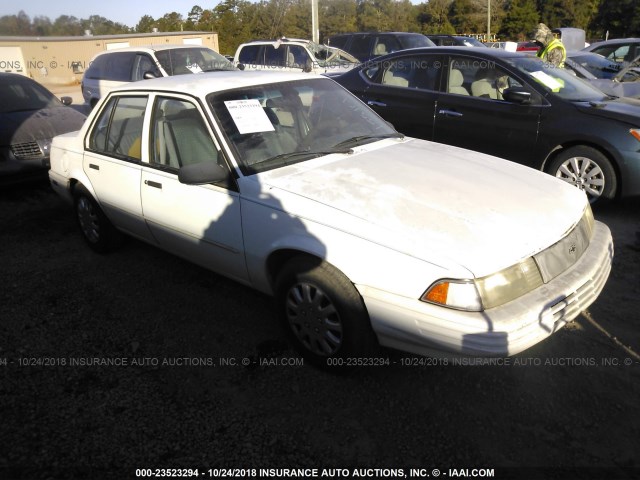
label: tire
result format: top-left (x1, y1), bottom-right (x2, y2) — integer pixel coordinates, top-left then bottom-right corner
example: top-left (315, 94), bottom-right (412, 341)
top-left (74, 185), bottom-right (122, 253)
top-left (275, 256), bottom-right (379, 369)
top-left (548, 146), bottom-right (617, 204)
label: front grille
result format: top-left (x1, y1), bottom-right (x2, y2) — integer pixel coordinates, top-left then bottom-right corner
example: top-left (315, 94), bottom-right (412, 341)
top-left (534, 210), bottom-right (593, 283)
top-left (11, 141), bottom-right (43, 159)
top-left (541, 249), bottom-right (612, 330)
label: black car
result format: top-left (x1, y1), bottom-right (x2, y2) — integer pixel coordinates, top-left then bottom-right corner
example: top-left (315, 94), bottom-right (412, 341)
top-left (0, 73), bottom-right (86, 185)
top-left (327, 32), bottom-right (435, 62)
top-left (334, 47), bottom-right (640, 203)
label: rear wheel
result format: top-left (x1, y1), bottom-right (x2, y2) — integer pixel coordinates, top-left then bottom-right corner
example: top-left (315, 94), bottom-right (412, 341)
top-left (275, 256), bottom-right (378, 369)
top-left (74, 185), bottom-right (122, 253)
top-left (548, 146), bottom-right (617, 204)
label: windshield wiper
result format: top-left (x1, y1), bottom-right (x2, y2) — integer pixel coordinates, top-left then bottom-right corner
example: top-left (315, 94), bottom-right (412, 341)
top-left (258, 147), bottom-right (353, 168)
top-left (332, 133), bottom-right (404, 149)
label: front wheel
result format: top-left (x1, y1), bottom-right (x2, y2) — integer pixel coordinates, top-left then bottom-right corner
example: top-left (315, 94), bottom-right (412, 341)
top-left (275, 256), bottom-right (378, 369)
top-left (548, 146), bottom-right (617, 204)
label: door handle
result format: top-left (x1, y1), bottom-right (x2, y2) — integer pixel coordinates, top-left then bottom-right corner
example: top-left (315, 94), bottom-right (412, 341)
top-left (438, 109), bottom-right (463, 118)
top-left (144, 180), bottom-right (162, 189)
top-left (367, 100), bottom-right (387, 107)
top-left (89, 163), bottom-right (99, 170)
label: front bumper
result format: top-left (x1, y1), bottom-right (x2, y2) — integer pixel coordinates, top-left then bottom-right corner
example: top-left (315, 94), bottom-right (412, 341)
top-left (359, 221), bottom-right (614, 357)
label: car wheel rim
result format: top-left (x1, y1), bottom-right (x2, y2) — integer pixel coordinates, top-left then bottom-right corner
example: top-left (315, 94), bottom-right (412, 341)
top-left (555, 156), bottom-right (605, 203)
top-left (285, 282), bottom-right (343, 356)
top-left (77, 196), bottom-right (100, 243)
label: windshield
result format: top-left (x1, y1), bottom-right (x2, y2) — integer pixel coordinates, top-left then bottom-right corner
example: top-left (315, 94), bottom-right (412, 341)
top-left (461, 37), bottom-right (487, 47)
top-left (567, 54), bottom-right (621, 79)
top-left (155, 47), bottom-right (236, 75)
top-left (209, 78), bottom-right (400, 174)
top-left (400, 35), bottom-right (436, 49)
top-left (508, 56), bottom-right (609, 102)
top-left (1, 78), bottom-right (59, 113)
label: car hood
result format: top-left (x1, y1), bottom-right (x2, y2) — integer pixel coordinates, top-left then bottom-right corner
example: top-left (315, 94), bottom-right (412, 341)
top-left (0, 107), bottom-right (86, 146)
top-left (573, 95), bottom-right (640, 123)
top-left (254, 138), bottom-right (587, 277)
top-left (586, 79), bottom-right (640, 99)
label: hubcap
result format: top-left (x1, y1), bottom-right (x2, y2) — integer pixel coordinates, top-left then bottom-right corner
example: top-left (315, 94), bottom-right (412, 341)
top-left (77, 196), bottom-right (100, 243)
top-left (285, 282), bottom-right (343, 356)
top-left (555, 156), bottom-right (605, 203)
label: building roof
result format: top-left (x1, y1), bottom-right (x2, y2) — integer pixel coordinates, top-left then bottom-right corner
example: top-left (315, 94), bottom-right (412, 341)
top-left (0, 31), bottom-right (215, 43)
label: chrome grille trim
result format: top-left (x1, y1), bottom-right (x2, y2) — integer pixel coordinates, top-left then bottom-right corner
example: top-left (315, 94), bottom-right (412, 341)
top-left (543, 248), bottom-right (612, 328)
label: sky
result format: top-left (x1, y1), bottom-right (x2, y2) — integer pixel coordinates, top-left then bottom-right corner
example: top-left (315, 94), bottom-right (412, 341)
top-left (0, 0), bottom-right (208, 29)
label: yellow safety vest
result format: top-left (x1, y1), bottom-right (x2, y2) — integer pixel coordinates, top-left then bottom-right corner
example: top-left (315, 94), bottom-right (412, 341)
top-left (537, 39), bottom-right (566, 67)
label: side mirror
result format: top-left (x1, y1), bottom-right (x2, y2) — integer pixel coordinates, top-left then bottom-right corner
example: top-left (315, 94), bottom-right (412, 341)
top-left (502, 87), bottom-right (532, 105)
top-left (178, 162), bottom-right (229, 185)
top-left (143, 71), bottom-right (159, 80)
top-left (237, 63), bottom-right (245, 71)
top-left (60, 96), bottom-right (73, 106)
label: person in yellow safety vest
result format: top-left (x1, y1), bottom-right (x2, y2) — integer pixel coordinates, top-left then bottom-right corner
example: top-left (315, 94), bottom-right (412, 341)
top-left (533, 23), bottom-right (566, 68)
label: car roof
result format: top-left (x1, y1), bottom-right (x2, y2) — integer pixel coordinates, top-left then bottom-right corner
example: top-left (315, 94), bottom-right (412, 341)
top-left (239, 38), bottom-right (311, 46)
top-left (108, 70), bottom-right (322, 96)
top-left (586, 38), bottom-right (640, 48)
top-left (371, 46), bottom-right (525, 59)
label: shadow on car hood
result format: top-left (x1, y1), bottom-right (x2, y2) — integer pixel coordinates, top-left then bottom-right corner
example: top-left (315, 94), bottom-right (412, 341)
top-left (256, 138), bottom-right (587, 277)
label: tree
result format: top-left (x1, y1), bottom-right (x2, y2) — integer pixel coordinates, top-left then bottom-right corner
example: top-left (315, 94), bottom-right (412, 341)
top-left (356, 0), bottom-right (395, 32)
top-left (32, 15), bottom-right (53, 36)
top-left (51, 15), bottom-right (84, 36)
top-left (416, 0), bottom-right (456, 34)
top-left (450, 0), bottom-right (478, 32)
top-left (320, 0), bottom-right (357, 39)
top-left (136, 15), bottom-right (156, 33)
top-left (156, 12), bottom-right (184, 32)
top-left (500, 0), bottom-right (539, 40)
top-left (591, 0), bottom-right (640, 38)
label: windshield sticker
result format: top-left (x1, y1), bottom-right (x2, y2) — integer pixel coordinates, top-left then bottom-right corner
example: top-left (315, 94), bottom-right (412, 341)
top-left (224, 99), bottom-right (275, 134)
top-left (530, 71), bottom-right (563, 91)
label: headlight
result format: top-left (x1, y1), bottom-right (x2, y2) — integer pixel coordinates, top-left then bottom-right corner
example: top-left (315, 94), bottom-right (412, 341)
top-left (422, 258), bottom-right (543, 311)
top-left (422, 206), bottom-right (593, 311)
top-left (475, 257), bottom-right (543, 309)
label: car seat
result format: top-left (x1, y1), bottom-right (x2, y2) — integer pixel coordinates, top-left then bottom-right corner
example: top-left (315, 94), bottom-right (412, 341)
top-left (448, 69), bottom-right (469, 95)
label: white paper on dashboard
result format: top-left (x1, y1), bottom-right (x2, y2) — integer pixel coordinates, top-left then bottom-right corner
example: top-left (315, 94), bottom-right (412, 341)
top-left (224, 99), bottom-right (275, 134)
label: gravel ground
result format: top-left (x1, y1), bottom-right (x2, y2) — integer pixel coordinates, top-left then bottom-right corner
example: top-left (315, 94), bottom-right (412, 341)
top-left (1, 180), bottom-right (639, 480)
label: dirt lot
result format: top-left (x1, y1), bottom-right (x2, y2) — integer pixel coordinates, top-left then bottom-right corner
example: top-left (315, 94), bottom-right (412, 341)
top-left (1, 180), bottom-right (639, 480)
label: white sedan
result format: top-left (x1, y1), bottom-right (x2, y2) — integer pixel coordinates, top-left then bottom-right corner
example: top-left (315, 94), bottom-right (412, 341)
top-left (49, 71), bottom-right (613, 367)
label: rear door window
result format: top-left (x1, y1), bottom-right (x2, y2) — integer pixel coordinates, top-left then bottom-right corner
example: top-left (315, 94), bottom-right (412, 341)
top-left (89, 96), bottom-right (148, 160)
top-left (238, 45), bottom-right (261, 64)
top-left (349, 35), bottom-right (373, 60)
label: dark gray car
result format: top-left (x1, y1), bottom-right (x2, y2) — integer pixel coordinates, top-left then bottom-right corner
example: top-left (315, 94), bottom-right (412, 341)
top-left (0, 73), bottom-right (86, 185)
